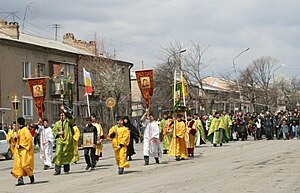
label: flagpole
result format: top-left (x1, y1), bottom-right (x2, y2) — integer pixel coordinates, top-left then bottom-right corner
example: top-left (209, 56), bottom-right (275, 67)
top-left (181, 71), bottom-right (189, 144)
top-left (86, 94), bottom-right (91, 117)
top-left (173, 69), bottom-right (177, 156)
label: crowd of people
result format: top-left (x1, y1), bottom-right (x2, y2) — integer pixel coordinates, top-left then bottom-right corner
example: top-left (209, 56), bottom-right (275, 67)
top-left (2, 105), bottom-right (300, 186)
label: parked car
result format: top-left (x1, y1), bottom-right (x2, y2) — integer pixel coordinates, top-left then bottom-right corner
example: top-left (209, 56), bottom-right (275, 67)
top-left (0, 130), bottom-right (13, 160)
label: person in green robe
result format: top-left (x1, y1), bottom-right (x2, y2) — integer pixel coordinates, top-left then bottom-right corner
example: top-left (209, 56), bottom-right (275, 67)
top-left (194, 114), bottom-right (206, 146)
top-left (207, 111), bottom-right (227, 147)
top-left (160, 112), bottom-right (172, 154)
top-left (52, 107), bottom-right (74, 175)
top-left (219, 111), bottom-right (232, 143)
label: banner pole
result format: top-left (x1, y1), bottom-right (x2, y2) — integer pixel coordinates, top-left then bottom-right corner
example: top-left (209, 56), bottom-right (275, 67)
top-left (173, 69), bottom-right (177, 156)
top-left (86, 94), bottom-right (91, 117)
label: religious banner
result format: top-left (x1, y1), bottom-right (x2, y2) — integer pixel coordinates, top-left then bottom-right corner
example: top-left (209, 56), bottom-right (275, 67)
top-left (27, 77), bottom-right (47, 122)
top-left (135, 69), bottom-right (154, 109)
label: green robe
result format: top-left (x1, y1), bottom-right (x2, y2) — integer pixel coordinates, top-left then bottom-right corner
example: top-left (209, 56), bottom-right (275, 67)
top-left (194, 119), bottom-right (206, 144)
top-left (52, 118), bottom-right (75, 165)
top-left (219, 115), bottom-right (232, 141)
top-left (162, 119), bottom-right (172, 151)
top-left (207, 117), bottom-right (228, 144)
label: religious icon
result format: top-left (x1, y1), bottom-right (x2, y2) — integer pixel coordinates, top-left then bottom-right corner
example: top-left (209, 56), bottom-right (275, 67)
top-left (140, 76), bottom-right (150, 89)
top-left (33, 85), bottom-right (44, 97)
top-left (82, 132), bottom-right (94, 148)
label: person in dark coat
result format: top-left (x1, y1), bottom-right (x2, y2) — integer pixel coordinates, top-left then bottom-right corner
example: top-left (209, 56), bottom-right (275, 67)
top-left (123, 116), bottom-right (139, 161)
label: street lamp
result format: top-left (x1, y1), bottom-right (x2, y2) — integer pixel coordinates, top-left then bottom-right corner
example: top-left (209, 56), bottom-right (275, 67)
top-left (11, 95), bottom-right (20, 126)
top-left (232, 47), bottom-right (250, 111)
top-left (168, 48), bottom-right (187, 70)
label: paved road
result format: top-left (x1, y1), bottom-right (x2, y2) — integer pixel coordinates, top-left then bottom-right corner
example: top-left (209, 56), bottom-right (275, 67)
top-left (1, 138), bottom-right (300, 193)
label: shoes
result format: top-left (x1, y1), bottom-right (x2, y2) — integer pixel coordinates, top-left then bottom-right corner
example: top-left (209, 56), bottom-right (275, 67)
top-left (91, 166), bottom-right (95, 171)
top-left (53, 171), bottom-right (61, 175)
top-left (118, 167), bottom-right (124, 175)
top-left (85, 165), bottom-right (91, 170)
top-left (175, 156), bottom-right (180, 161)
top-left (128, 156), bottom-right (132, 161)
top-left (213, 144), bottom-right (217, 147)
top-left (220, 143), bottom-right (223, 147)
top-left (64, 171), bottom-right (70, 174)
top-left (29, 175), bottom-right (35, 184)
top-left (155, 157), bottom-right (159, 164)
top-left (163, 150), bottom-right (168, 154)
top-left (43, 165), bottom-right (50, 170)
top-left (15, 177), bottom-right (24, 186)
top-left (191, 153), bottom-right (194, 157)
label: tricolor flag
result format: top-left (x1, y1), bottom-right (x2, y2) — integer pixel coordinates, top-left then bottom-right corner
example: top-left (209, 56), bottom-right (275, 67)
top-left (83, 68), bottom-right (93, 96)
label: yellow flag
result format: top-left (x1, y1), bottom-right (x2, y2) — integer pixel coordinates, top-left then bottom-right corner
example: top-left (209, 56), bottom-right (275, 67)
top-left (180, 71), bottom-right (188, 97)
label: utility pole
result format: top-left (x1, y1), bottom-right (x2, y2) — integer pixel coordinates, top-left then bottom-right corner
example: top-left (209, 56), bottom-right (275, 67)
top-left (52, 24), bottom-right (61, 40)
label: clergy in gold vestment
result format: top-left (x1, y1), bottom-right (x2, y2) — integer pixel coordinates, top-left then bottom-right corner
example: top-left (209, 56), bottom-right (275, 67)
top-left (91, 114), bottom-right (104, 161)
top-left (11, 117), bottom-right (35, 186)
top-left (107, 116), bottom-right (130, 175)
top-left (6, 122), bottom-right (17, 156)
top-left (72, 125), bottom-right (80, 163)
top-left (168, 115), bottom-right (188, 161)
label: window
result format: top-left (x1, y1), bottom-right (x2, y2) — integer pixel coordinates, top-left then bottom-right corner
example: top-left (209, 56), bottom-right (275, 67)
top-left (37, 63), bottom-right (45, 76)
top-left (22, 96), bottom-right (33, 119)
top-left (22, 62), bottom-right (31, 78)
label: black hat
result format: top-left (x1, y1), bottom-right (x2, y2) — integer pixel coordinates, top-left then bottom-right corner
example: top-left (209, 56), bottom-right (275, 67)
top-left (17, 117), bottom-right (25, 126)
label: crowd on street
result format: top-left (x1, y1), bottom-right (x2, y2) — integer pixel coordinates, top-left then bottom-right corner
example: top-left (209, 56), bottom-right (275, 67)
top-left (1, 105), bottom-right (300, 186)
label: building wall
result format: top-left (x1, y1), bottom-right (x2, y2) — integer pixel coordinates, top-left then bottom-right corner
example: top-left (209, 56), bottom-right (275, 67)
top-left (0, 39), bottom-right (77, 124)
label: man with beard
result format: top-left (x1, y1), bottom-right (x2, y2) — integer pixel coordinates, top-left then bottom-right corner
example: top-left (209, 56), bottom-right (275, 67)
top-left (123, 116), bottom-right (139, 161)
top-left (52, 106), bottom-right (74, 175)
top-left (219, 111), bottom-right (232, 143)
top-left (207, 112), bottom-right (225, 147)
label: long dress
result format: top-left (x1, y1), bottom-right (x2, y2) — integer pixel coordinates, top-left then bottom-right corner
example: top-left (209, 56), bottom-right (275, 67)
top-left (124, 118), bottom-right (139, 158)
top-left (11, 126), bottom-right (34, 179)
top-left (143, 121), bottom-right (162, 158)
top-left (52, 118), bottom-right (75, 166)
top-left (168, 120), bottom-right (188, 159)
top-left (162, 119), bottom-right (172, 151)
top-left (39, 125), bottom-right (54, 167)
top-left (72, 125), bottom-right (80, 162)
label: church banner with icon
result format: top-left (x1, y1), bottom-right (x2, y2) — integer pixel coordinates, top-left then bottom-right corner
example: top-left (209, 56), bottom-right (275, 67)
top-left (27, 77), bottom-right (47, 122)
top-left (135, 69), bottom-right (154, 109)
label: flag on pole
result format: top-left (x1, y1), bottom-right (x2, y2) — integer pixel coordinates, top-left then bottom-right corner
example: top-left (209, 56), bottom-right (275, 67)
top-left (83, 68), bottom-right (93, 96)
top-left (174, 82), bottom-right (182, 111)
top-left (181, 71), bottom-right (188, 97)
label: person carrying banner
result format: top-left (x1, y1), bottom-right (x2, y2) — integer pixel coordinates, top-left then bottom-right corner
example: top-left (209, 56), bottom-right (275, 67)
top-left (107, 116), bottom-right (130, 175)
top-left (11, 117), bottom-right (35, 186)
top-left (83, 118), bottom-right (98, 170)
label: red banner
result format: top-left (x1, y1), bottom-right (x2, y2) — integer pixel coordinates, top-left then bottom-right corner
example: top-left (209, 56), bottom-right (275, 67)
top-left (135, 69), bottom-right (154, 109)
top-left (27, 78), bottom-right (47, 123)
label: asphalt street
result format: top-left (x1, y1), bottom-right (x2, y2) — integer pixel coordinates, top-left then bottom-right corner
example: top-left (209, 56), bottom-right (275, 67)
top-left (0, 138), bottom-right (299, 193)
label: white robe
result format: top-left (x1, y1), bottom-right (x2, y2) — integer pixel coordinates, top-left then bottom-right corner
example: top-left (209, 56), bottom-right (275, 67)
top-left (38, 126), bottom-right (54, 167)
top-left (143, 121), bottom-right (162, 157)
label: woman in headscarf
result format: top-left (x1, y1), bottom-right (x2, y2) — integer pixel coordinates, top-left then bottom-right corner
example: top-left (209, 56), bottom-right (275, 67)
top-left (123, 116), bottom-right (139, 161)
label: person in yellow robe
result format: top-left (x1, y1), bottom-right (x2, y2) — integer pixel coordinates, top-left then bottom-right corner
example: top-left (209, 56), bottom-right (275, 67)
top-left (107, 116), bottom-right (130, 175)
top-left (11, 117), bottom-right (34, 186)
top-left (6, 122), bottom-right (17, 156)
top-left (91, 114), bottom-right (104, 161)
top-left (72, 124), bottom-right (80, 163)
top-left (168, 114), bottom-right (188, 161)
top-left (207, 111), bottom-right (224, 147)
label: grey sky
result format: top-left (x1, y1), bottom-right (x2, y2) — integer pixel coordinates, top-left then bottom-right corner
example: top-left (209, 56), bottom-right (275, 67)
top-left (1, 0), bottom-right (299, 77)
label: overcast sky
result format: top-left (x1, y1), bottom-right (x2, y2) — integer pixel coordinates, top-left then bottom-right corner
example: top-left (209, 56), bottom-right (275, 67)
top-left (1, 0), bottom-right (300, 77)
